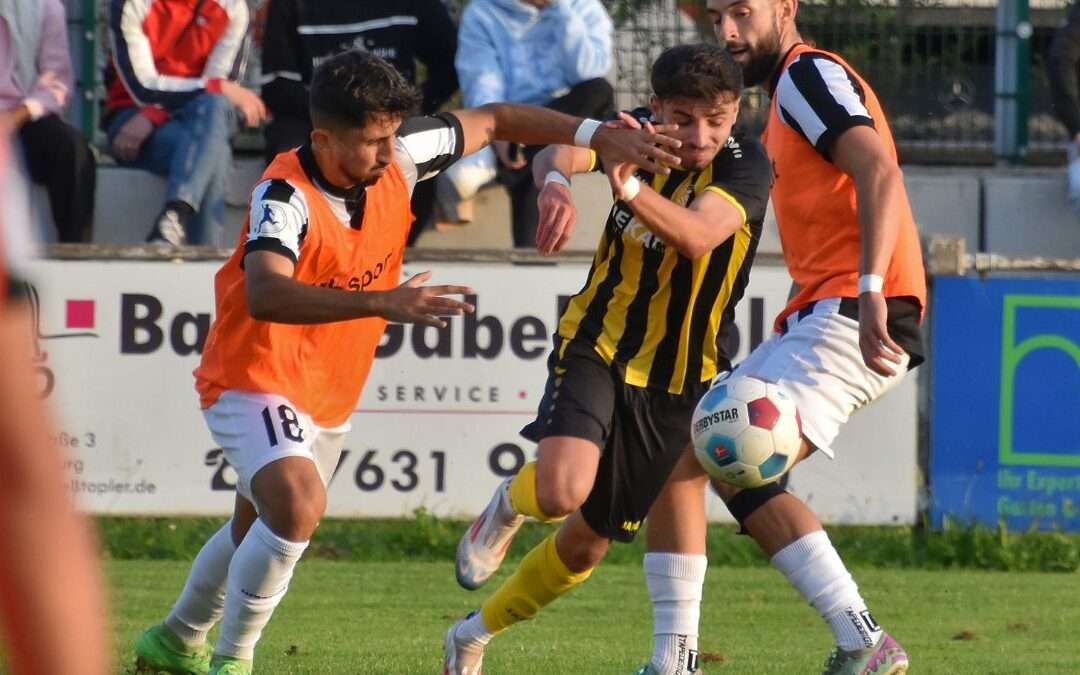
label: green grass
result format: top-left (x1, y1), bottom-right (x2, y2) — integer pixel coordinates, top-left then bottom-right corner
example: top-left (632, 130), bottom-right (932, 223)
top-left (96, 515), bottom-right (1080, 572)
top-left (111, 560), bottom-right (1080, 674)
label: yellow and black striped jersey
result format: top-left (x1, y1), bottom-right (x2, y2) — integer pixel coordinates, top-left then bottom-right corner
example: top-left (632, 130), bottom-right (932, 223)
top-left (558, 113), bottom-right (773, 395)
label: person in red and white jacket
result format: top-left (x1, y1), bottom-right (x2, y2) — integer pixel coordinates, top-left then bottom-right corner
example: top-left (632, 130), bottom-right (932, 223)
top-left (105, 0), bottom-right (267, 246)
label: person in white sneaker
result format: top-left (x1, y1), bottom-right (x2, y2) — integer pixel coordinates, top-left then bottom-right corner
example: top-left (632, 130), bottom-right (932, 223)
top-left (104, 0), bottom-right (268, 246)
top-left (438, 0), bottom-right (615, 246)
top-left (444, 43), bottom-right (773, 675)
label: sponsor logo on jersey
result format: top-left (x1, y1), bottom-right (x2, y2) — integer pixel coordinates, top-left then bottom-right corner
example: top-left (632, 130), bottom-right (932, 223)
top-left (612, 203), bottom-right (665, 251)
top-left (317, 251), bottom-right (395, 292)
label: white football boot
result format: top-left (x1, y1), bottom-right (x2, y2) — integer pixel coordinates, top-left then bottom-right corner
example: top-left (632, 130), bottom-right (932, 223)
top-left (442, 612), bottom-right (487, 675)
top-left (455, 479), bottom-right (524, 590)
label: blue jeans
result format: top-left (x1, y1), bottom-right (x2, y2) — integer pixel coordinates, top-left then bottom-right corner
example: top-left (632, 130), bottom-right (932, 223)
top-left (107, 93), bottom-right (234, 244)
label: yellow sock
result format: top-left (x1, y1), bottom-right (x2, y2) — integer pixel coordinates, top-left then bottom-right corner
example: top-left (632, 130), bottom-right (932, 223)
top-left (507, 461), bottom-right (563, 522)
top-left (480, 532), bottom-right (592, 634)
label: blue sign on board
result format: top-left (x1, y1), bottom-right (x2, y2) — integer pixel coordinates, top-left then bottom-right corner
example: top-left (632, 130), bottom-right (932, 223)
top-left (930, 276), bottom-right (1080, 530)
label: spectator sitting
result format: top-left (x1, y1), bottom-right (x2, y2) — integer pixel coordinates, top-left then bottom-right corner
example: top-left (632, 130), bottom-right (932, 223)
top-left (1048, 2), bottom-right (1080, 219)
top-left (105, 0), bottom-right (266, 246)
top-left (259, 0), bottom-right (460, 245)
top-left (0, 0), bottom-right (96, 243)
top-left (439, 0), bottom-right (614, 248)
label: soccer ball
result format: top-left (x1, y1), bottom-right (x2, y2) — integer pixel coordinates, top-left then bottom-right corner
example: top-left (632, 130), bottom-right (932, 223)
top-left (690, 375), bottom-right (802, 489)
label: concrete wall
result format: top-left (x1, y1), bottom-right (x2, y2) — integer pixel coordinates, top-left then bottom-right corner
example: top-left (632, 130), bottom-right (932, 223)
top-left (982, 173), bottom-right (1080, 258)
top-left (28, 158), bottom-right (1080, 258)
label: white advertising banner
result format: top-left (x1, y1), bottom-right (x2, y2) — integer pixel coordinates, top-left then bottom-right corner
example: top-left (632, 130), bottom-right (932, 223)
top-left (25, 258), bottom-right (918, 524)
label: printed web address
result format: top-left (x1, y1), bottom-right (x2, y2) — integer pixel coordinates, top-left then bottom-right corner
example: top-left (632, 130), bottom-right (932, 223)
top-left (70, 479), bottom-right (157, 495)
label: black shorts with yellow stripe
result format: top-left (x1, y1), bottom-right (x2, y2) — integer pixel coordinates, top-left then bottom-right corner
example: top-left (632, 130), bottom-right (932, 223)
top-left (521, 337), bottom-right (716, 542)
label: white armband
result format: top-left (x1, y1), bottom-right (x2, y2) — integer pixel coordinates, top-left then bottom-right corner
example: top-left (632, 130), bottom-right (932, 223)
top-left (621, 175), bottom-right (641, 202)
top-left (573, 119), bottom-right (601, 148)
top-left (858, 274), bottom-right (884, 295)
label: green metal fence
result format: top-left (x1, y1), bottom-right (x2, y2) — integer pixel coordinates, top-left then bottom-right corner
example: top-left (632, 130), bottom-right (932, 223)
top-left (66, 0), bottom-right (1073, 165)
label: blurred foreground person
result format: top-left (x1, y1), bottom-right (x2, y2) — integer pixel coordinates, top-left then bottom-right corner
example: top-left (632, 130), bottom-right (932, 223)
top-left (0, 131), bottom-right (111, 675)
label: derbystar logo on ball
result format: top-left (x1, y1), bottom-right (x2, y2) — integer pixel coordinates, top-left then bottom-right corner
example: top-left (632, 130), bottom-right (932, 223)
top-left (691, 375), bottom-right (802, 489)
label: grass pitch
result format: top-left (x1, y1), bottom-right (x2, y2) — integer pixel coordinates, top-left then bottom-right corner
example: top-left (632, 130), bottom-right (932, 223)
top-left (110, 559), bottom-right (1080, 674)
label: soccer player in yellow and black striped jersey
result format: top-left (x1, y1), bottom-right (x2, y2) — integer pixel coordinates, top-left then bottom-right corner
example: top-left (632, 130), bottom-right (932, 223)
top-left (443, 43), bottom-right (773, 675)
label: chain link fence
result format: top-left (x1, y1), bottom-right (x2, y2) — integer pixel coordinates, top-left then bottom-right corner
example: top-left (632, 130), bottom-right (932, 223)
top-left (63, 0), bottom-right (1073, 164)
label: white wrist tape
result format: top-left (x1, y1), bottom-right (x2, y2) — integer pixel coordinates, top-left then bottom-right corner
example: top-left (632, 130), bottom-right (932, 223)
top-left (621, 175), bottom-right (641, 202)
top-left (573, 119), bottom-right (601, 148)
top-left (858, 274), bottom-right (884, 295)
top-left (544, 170), bottom-right (571, 188)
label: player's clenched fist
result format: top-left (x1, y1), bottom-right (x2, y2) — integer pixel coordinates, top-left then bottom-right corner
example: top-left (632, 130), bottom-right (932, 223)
top-left (376, 272), bottom-right (475, 327)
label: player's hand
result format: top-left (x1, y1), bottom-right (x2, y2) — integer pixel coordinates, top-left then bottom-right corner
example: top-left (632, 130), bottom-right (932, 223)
top-left (111, 112), bottom-right (155, 162)
top-left (219, 80), bottom-right (268, 127)
top-left (603, 110), bottom-right (644, 131)
top-left (377, 272), bottom-right (475, 327)
top-left (494, 140), bottom-right (527, 170)
top-left (535, 180), bottom-right (577, 255)
top-left (604, 158), bottom-right (639, 202)
top-left (591, 117), bottom-right (681, 175)
top-left (858, 291), bottom-right (905, 377)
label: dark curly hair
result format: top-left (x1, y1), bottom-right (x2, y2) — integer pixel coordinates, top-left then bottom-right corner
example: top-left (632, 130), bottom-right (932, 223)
top-left (651, 43), bottom-right (743, 103)
top-left (309, 50), bottom-right (422, 130)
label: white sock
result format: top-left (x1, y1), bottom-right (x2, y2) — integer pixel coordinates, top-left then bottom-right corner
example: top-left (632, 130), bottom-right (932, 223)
top-left (646, 553), bottom-right (707, 675)
top-left (215, 518), bottom-right (308, 659)
top-left (456, 610), bottom-right (494, 646)
top-left (165, 520), bottom-right (237, 645)
top-left (770, 531), bottom-right (884, 651)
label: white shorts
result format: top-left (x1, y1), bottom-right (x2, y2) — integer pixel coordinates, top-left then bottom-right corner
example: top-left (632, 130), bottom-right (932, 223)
top-left (203, 390), bottom-right (350, 501)
top-left (724, 298), bottom-right (910, 458)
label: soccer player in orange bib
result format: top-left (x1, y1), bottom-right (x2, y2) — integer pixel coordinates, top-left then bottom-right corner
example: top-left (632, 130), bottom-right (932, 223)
top-left (131, 49), bottom-right (682, 675)
top-left (629, 1), bottom-right (927, 674)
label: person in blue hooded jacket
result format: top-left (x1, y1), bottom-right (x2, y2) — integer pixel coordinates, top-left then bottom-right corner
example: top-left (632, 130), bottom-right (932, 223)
top-left (439, 0), bottom-right (614, 247)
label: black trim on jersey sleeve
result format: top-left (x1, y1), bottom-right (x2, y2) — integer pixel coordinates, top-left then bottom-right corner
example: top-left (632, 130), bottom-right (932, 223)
top-left (707, 136), bottom-right (773, 228)
top-left (243, 237), bottom-right (299, 265)
top-left (263, 179), bottom-right (296, 205)
top-left (777, 53), bottom-right (875, 162)
top-left (397, 112), bottom-right (465, 180)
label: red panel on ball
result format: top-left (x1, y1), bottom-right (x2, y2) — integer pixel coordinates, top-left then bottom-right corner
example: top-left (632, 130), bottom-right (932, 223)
top-left (747, 397), bottom-right (780, 430)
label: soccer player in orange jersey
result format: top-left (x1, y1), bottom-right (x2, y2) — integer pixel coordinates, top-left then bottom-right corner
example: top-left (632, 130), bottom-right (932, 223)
top-left (0, 135), bottom-right (111, 675)
top-left (132, 50), bottom-right (682, 675)
top-left (631, 1), bottom-right (926, 674)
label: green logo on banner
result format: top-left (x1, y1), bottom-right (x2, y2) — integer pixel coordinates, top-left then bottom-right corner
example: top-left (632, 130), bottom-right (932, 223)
top-left (999, 294), bottom-right (1080, 467)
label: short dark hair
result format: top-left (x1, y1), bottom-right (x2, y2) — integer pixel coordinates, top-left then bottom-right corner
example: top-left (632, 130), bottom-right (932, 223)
top-left (309, 50), bottom-right (422, 130)
top-left (650, 43), bottom-right (743, 103)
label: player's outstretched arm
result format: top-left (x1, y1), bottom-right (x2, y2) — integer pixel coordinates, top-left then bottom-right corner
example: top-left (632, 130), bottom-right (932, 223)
top-left (530, 145), bottom-right (596, 255)
top-left (244, 251), bottom-right (474, 326)
top-left (448, 103), bottom-right (682, 176)
top-left (831, 125), bottom-right (909, 376)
